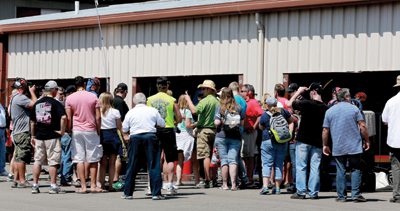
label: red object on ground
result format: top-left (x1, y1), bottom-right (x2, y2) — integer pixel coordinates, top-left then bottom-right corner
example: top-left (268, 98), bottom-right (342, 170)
top-left (183, 160), bottom-right (191, 175)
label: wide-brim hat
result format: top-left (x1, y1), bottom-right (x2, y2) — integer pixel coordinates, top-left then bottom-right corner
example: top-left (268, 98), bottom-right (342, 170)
top-left (198, 80), bottom-right (216, 91)
top-left (394, 75), bottom-right (400, 87)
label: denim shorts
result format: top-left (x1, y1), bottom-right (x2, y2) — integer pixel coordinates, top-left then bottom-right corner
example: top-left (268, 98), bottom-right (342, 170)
top-left (215, 136), bottom-right (241, 166)
top-left (100, 129), bottom-right (121, 156)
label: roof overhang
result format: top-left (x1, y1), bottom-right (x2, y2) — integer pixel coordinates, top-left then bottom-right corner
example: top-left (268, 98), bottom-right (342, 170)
top-left (0, 0), bottom-right (393, 34)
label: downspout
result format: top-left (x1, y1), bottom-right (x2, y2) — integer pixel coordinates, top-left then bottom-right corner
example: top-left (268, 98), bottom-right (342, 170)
top-left (255, 13), bottom-right (265, 99)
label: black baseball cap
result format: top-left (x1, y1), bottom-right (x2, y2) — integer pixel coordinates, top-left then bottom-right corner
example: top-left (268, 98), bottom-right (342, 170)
top-left (287, 83), bottom-right (299, 93)
top-left (116, 83), bottom-right (128, 91)
top-left (65, 85), bottom-right (76, 95)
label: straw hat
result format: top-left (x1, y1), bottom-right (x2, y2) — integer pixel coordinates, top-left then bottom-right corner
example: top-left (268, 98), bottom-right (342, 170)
top-left (394, 75), bottom-right (400, 87)
top-left (198, 80), bottom-right (216, 91)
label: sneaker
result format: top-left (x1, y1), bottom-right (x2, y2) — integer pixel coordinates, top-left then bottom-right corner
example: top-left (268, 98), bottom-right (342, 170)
top-left (286, 184), bottom-right (296, 193)
top-left (72, 180), bottom-right (81, 188)
top-left (272, 188), bottom-right (281, 195)
top-left (31, 185), bottom-right (40, 194)
top-left (290, 193), bottom-right (306, 199)
top-left (11, 181), bottom-right (18, 188)
top-left (112, 181), bottom-right (124, 191)
top-left (166, 186), bottom-right (177, 195)
top-left (336, 198), bottom-right (347, 202)
top-left (390, 198), bottom-right (400, 203)
top-left (310, 195), bottom-right (319, 200)
top-left (49, 186), bottom-right (65, 194)
top-left (145, 187), bottom-right (152, 196)
top-left (162, 183), bottom-right (169, 190)
top-left (7, 174), bottom-right (14, 182)
top-left (121, 195), bottom-right (133, 200)
top-left (353, 195), bottom-right (367, 203)
top-left (259, 187), bottom-right (269, 195)
top-left (196, 181), bottom-right (206, 189)
top-left (0, 171), bottom-right (9, 177)
top-left (152, 195), bottom-right (166, 200)
top-left (17, 181), bottom-right (32, 188)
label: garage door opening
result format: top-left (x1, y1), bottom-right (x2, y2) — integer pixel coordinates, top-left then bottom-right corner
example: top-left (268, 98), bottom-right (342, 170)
top-left (133, 74), bottom-right (242, 102)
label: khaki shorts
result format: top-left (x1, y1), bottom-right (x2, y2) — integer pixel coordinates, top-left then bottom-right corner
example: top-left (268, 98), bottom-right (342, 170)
top-left (34, 138), bottom-right (62, 166)
top-left (241, 130), bottom-right (257, 158)
top-left (196, 128), bottom-right (216, 160)
top-left (71, 131), bottom-right (103, 163)
top-left (13, 132), bottom-right (32, 164)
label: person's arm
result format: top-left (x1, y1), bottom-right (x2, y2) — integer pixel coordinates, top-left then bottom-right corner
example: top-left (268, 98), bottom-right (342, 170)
top-left (184, 92), bottom-right (197, 114)
top-left (65, 107), bottom-right (72, 132)
top-left (30, 120), bottom-right (36, 147)
top-left (156, 111), bottom-right (166, 128)
top-left (122, 113), bottom-right (130, 142)
top-left (27, 85), bottom-right (38, 108)
top-left (173, 103), bottom-right (182, 125)
top-left (258, 113), bottom-right (266, 130)
top-left (54, 115), bottom-right (67, 136)
top-left (382, 102), bottom-right (389, 125)
top-left (358, 120), bottom-right (370, 151)
top-left (322, 128), bottom-right (331, 156)
top-left (287, 86), bottom-right (308, 108)
top-left (95, 107), bottom-right (101, 135)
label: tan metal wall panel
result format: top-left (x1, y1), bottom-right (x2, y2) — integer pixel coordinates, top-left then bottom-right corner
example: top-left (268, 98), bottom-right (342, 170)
top-left (263, 2), bottom-right (400, 94)
top-left (8, 14), bottom-right (258, 103)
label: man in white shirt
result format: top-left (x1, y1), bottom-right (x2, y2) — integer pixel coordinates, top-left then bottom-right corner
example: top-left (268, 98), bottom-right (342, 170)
top-left (382, 75), bottom-right (400, 203)
top-left (121, 93), bottom-right (165, 200)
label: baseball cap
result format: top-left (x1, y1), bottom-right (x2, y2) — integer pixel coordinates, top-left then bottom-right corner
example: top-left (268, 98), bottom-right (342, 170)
top-left (45, 80), bottom-right (58, 91)
top-left (65, 85), bottom-right (76, 95)
top-left (116, 83), bottom-right (128, 91)
top-left (287, 83), bottom-right (298, 93)
top-left (12, 78), bottom-right (27, 89)
top-left (265, 97), bottom-right (278, 107)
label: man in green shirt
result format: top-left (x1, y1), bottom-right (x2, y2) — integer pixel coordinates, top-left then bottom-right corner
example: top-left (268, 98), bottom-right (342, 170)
top-left (185, 80), bottom-right (219, 187)
top-left (147, 77), bottom-right (182, 195)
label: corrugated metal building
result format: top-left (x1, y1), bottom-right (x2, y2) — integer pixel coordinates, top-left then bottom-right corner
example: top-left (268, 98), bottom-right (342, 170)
top-left (0, 0), bottom-right (399, 106)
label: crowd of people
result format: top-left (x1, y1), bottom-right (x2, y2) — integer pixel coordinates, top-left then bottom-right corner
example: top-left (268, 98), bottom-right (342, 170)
top-left (0, 75), bottom-right (399, 203)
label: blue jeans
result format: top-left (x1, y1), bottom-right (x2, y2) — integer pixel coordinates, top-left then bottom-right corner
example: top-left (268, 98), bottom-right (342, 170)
top-left (334, 154), bottom-right (362, 200)
top-left (0, 128), bottom-right (6, 173)
top-left (58, 134), bottom-right (73, 184)
top-left (215, 137), bottom-right (241, 166)
top-left (261, 139), bottom-right (287, 180)
top-left (289, 142), bottom-right (296, 183)
top-left (124, 133), bottom-right (162, 197)
top-left (295, 141), bottom-right (322, 197)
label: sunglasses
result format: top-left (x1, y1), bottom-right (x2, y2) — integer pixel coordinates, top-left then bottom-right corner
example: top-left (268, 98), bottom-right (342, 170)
top-left (240, 90), bottom-right (248, 93)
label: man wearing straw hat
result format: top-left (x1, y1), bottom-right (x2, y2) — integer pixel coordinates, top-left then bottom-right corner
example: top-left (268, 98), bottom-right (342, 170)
top-left (185, 80), bottom-right (219, 188)
top-left (382, 75), bottom-right (400, 203)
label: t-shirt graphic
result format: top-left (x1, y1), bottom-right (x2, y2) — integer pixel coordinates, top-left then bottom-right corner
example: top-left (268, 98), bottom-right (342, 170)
top-left (150, 99), bottom-right (169, 120)
top-left (36, 102), bottom-right (52, 124)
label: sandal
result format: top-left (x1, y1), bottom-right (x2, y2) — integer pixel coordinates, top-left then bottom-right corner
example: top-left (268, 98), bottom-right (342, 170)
top-left (231, 187), bottom-right (238, 191)
top-left (218, 186), bottom-right (230, 190)
top-left (76, 189), bottom-right (89, 194)
top-left (90, 188), bottom-right (108, 193)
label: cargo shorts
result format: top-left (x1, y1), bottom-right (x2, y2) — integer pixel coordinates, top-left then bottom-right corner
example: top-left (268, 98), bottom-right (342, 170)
top-left (13, 132), bottom-right (32, 164)
top-left (196, 128), bottom-right (216, 160)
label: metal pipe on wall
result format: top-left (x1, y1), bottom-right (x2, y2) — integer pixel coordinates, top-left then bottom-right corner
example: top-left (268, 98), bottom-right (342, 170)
top-left (255, 13), bottom-right (265, 99)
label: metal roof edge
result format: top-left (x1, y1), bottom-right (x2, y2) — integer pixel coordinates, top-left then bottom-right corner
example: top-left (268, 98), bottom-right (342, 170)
top-left (0, 0), bottom-right (390, 34)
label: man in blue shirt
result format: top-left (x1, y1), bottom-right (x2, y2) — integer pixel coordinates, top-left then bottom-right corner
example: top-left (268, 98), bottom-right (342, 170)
top-left (322, 88), bottom-right (370, 203)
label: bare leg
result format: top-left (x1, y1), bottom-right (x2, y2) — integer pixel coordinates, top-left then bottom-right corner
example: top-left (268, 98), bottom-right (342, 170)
top-left (99, 156), bottom-right (108, 188)
top-left (76, 162), bottom-right (86, 192)
top-left (221, 165), bottom-right (229, 189)
top-left (204, 158), bottom-right (211, 181)
top-left (89, 162), bottom-right (100, 191)
top-left (229, 164), bottom-right (238, 189)
top-left (32, 163), bottom-right (41, 185)
top-left (275, 179), bottom-right (282, 191)
top-left (108, 155), bottom-right (117, 191)
top-left (84, 162), bottom-right (90, 180)
top-left (176, 152), bottom-right (184, 185)
top-left (16, 162), bottom-right (26, 183)
top-left (263, 177), bottom-right (270, 188)
top-left (166, 161), bottom-right (175, 186)
top-left (49, 165), bottom-right (58, 185)
top-left (113, 157), bottom-right (121, 182)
